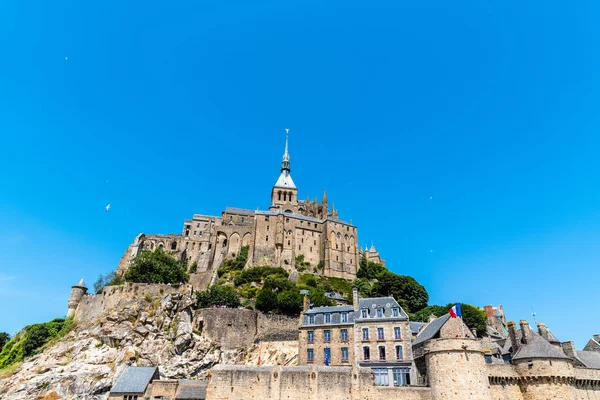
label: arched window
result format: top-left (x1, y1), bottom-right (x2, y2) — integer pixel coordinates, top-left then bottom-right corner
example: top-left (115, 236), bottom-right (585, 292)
top-left (278, 191), bottom-right (282, 201)
top-left (289, 192), bottom-right (293, 202)
top-left (283, 192), bottom-right (287, 201)
top-left (171, 242), bottom-right (177, 250)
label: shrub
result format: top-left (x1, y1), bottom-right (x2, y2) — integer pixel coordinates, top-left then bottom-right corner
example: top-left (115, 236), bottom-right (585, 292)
top-left (189, 261), bottom-right (198, 274)
top-left (233, 266), bottom-right (287, 286)
top-left (255, 288), bottom-right (279, 313)
top-left (219, 245), bottom-right (249, 274)
top-left (196, 285), bottom-right (241, 308)
top-left (124, 249), bottom-right (189, 285)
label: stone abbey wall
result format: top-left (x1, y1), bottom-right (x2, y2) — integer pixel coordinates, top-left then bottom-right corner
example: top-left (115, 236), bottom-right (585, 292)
top-left (195, 308), bottom-right (299, 350)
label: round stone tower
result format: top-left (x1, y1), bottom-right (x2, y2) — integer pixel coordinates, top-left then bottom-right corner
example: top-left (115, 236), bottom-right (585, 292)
top-left (67, 278), bottom-right (88, 318)
top-left (425, 338), bottom-right (492, 400)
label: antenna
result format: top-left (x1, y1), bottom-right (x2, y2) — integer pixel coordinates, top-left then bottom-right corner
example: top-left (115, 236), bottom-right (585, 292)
top-left (531, 306), bottom-right (538, 324)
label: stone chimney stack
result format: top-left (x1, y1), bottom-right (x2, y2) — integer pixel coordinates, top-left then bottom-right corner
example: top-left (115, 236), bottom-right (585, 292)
top-left (498, 305), bottom-right (506, 323)
top-left (352, 287), bottom-right (359, 312)
top-left (471, 328), bottom-right (477, 337)
top-left (520, 320), bottom-right (532, 344)
top-left (562, 341), bottom-right (577, 359)
top-left (303, 295), bottom-right (310, 313)
top-left (537, 322), bottom-right (549, 341)
top-left (594, 334), bottom-right (600, 343)
top-left (507, 321), bottom-right (519, 352)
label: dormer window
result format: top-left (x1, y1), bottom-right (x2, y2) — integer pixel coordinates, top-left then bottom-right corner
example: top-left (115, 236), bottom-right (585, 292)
top-left (361, 309), bottom-right (368, 318)
top-left (341, 312), bottom-right (348, 323)
top-left (376, 308), bottom-right (383, 318)
top-left (392, 308), bottom-right (400, 317)
top-left (308, 314), bottom-right (315, 324)
top-left (325, 313), bottom-right (331, 323)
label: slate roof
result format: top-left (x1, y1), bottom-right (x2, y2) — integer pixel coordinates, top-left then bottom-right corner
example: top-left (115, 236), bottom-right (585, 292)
top-left (325, 292), bottom-right (347, 302)
top-left (110, 367), bottom-right (159, 394)
top-left (73, 278), bottom-right (87, 288)
top-left (511, 329), bottom-right (571, 361)
top-left (301, 297), bottom-right (407, 326)
top-left (176, 380), bottom-right (207, 400)
top-left (412, 314), bottom-right (451, 346)
top-left (409, 321), bottom-right (426, 335)
top-left (274, 170), bottom-right (296, 189)
top-left (575, 351), bottom-right (600, 369)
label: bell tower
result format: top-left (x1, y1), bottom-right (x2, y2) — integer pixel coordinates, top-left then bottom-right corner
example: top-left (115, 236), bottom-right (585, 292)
top-left (270, 129), bottom-right (298, 211)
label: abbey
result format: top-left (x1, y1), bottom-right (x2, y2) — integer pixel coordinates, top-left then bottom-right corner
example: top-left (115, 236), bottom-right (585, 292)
top-left (116, 130), bottom-right (384, 286)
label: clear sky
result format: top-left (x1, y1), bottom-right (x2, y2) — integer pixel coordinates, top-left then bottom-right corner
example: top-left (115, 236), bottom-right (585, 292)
top-left (1, 1), bottom-right (598, 348)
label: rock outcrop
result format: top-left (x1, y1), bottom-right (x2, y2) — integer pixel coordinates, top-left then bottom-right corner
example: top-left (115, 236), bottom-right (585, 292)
top-left (0, 291), bottom-right (298, 400)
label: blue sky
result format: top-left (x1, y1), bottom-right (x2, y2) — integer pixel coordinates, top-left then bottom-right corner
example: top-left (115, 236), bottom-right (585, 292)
top-left (1, 1), bottom-right (599, 348)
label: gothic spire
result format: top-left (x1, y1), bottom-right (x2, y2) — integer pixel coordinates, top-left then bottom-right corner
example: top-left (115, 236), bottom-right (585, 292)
top-left (281, 128), bottom-right (290, 172)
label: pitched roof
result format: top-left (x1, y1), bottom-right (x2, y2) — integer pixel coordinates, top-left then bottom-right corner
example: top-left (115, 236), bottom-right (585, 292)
top-left (575, 351), bottom-right (600, 369)
top-left (511, 329), bottom-right (571, 361)
top-left (409, 321), bottom-right (426, 335)
top-left (274, 170), bottom-right (296, 189)
top-left (110, 367), bottom-right (159, 394)
top-left (176, 380), bottom-right (207, 399)
top-left (412, 314), bottom-right (451, 346)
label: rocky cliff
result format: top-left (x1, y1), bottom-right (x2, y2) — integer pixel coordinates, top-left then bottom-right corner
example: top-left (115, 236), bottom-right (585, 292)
top-left (0, 291), bottom-right (298, 400)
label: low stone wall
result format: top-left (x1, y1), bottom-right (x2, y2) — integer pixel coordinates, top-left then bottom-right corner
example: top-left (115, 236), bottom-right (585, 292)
top-left (206, 365), bottom-right (432, 400)
top-left (195, 309), bottom-right (299, 350)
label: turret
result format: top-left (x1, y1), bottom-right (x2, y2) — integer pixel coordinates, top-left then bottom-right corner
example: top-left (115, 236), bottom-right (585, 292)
top-left (321, 189), bottom-right (328, 219)
top-left (67, 278), bottom-right (88, 318)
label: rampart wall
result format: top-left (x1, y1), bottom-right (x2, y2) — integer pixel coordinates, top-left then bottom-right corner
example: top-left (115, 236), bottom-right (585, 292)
top-left (206, 365), bottom-right (432, 400)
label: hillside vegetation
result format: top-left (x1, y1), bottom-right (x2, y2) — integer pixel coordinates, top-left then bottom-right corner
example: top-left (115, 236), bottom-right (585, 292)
top-left (0, 317), bottom-right (74, 371)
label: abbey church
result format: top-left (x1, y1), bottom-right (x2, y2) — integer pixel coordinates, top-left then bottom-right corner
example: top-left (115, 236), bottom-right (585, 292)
top-left (116, 130), bottom-right (384, 287)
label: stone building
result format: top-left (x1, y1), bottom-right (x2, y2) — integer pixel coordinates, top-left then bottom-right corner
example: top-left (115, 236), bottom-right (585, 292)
top-left (298, 288), bottom-right (414, 387)
top-left (116, 130), bottom-right (384, 286)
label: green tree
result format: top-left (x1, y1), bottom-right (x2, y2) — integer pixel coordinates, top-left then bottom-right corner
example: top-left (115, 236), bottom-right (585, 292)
top-left (277, 290), bottom-right (303, 316)
top-left (410, 305), bottom-right (450, 322)
top-left (196, 285), bottom-right (241, 308)
top-left (410, 303), bottom-right (486, 338)
top-left (0, 332), bottom-right (9, 353)
top-left (308, 287), bottom-right (335, 307)
top-left (23, 324), bottom-right (50, 357)
top-left (255, 288), bottom-right (279, 313)
top-left (124, 249), bottom-right (189, 284)
top-left (353, 278), bottom-right (372, 297)
top-left (93, 271), bottom-right (123, 294)
top-left (371, 272), bottom-right (429, 313)
top-left (356, 254), bottom-right (386, 280)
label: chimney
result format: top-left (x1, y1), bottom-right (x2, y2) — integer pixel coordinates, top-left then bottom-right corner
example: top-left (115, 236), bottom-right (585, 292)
top-left (594, 334), bottom-right (600, 343)
top-left (303, 295), bottom-right (310, 313)
top-left (520, 320), bottom-right (532, 344)
top-left (471, 328), bottom-right (477, 337)
top-left (352, 287), bottom-right (359, 312)
top-left (507, 321), bottom-right (519, 352)
top-left (483, 305), bottom-right (494, 317)
top-left (562, 341), bottom-right (577, 359)
top-left (537, 322), bottom-right (549, 341)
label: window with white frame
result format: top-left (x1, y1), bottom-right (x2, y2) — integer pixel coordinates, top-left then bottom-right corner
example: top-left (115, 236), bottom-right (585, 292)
top-left (325, 313), bottom-right (331, 323)
top-left (394, 327), bottom-right (401, 339)
top-left (341, 312), bottom-right (348, 322)
top-left (362, 328), bottom-right (369, 340)
top-left (395, 345), bottom-right (403, 360)
top-left (307, 348), bottom-right (314, 363)
top-left (341, 347), bottom-right (349, 362)
top-left (393, 367), bottom-right (410, 386)
top-left (373, 368), bottom-right (389, 386)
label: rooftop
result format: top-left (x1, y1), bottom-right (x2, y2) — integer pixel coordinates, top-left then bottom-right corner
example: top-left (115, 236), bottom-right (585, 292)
top-left (110, 366), bottom-right (159, 395)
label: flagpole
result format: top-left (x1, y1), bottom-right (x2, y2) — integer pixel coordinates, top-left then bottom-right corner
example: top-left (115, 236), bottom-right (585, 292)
top-left (459, 303), bottom-right (465, 338)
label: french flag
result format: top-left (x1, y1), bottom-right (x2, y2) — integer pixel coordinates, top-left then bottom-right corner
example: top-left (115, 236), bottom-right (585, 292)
top-left (449, 303), bottom-right (462, 319)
